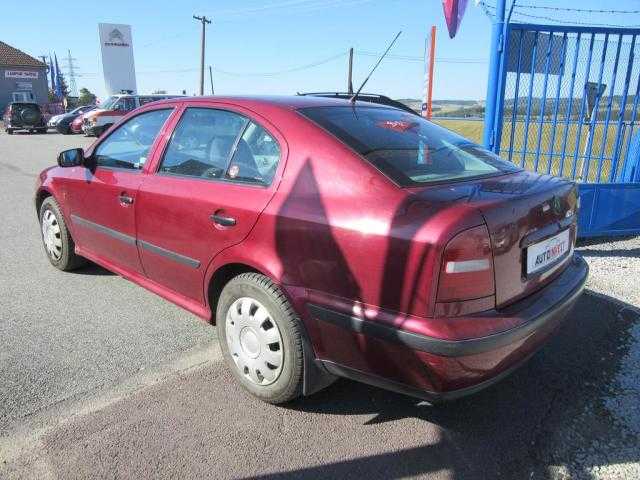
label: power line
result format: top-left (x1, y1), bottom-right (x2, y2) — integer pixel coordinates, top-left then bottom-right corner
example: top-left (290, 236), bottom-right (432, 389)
top-left (357, 51), bottom-right (486, 64)
top-left (479, 2), bottom-right (640, 28)
top-left (515, 4), bottom-right (640, 15)
top-left (214, 0), bottom-right (371, 18)
top-left (212, 51), bottom-right (347, 77)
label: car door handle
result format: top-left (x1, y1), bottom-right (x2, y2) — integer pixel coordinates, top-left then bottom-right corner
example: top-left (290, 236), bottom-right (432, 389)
top-left (210, 213), bottom-right (236, 227)
top-left (119, 194), bottom-right (134, 205)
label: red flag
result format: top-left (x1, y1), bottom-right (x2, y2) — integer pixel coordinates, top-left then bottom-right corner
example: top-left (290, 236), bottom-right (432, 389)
top-left (442, 0), bottom-right (469, 38)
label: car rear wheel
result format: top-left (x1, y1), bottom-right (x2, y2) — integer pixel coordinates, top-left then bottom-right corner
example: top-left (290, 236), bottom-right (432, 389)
top-left (5, 128), bottom-right (12, 135)
top-left (39, 196), bottom-right (86, 271)
top-left (217, 273), bottom-right (304, 404)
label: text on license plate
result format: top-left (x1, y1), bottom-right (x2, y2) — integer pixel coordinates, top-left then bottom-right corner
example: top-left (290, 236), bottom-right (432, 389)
top-left (526, 229), bottom-right (571, 275)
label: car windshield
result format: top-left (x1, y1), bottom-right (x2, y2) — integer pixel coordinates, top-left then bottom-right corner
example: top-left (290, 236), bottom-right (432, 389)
top-left (299, 106), bottom-right (520, 187)
top-left (99, 96), bottom-right (119, 110)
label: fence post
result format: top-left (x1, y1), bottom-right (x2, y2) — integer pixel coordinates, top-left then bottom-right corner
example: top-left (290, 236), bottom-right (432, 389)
top-left (483, 0), bottom-right (507, 150)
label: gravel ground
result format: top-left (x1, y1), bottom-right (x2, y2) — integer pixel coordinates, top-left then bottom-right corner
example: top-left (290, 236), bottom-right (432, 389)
top-left (575, 237), bottom-right (640, 479)
top-left (0, 130), bottom-right (638, 479)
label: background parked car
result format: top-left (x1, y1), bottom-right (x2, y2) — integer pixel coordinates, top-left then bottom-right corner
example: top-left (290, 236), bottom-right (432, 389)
top-left (55, 105), bottom-right (95, 134)
top-left (70, 110), bottom-right (92, 134)
top-left (3, 102), bottom-right (47, 134)
top-left (47, 113), bottom-right (65, 129)
top-left (82, 94), bottom-right (183, 136)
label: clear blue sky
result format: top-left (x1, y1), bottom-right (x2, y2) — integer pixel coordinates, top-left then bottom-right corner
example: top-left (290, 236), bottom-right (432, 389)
top-left (7, 0), bottom-right (640, 102)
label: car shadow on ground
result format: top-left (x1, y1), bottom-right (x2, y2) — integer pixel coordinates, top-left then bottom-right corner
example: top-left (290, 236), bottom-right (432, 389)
top-left (71, 262), bottom-right (115, 276)
top-left (271, 290), bottom-right (640, 479)
top-left (576, 235), bottom-right (640, 258)
top-left (577, 247), bottom-right (640, 258)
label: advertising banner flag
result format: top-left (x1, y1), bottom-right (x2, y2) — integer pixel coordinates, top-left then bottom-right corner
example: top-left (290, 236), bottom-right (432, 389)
top-left (54, 53), bottom-right (63, 98)
top-left (48, 55), bottom-right (55, 91)
top-left (98, 23), bottom-right (137, 95)
top-left (442, 0), bottom-right (469, 38)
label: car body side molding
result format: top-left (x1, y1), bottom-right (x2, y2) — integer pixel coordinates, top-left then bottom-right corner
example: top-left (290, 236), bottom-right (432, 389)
top-left (138, 239), bottom-right (201, 269)
top-left (71, 214), bottom-right (136, 245)
top-left (71, 214), bottom-right (200, 269)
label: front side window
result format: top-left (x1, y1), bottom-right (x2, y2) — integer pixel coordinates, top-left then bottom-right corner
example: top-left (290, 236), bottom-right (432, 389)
top-left (159, 108), bottom-right (280, 185)
top-left (94, 109), bottom-right (172, 170)
top-left (300, 106), bottom-right (520, 187)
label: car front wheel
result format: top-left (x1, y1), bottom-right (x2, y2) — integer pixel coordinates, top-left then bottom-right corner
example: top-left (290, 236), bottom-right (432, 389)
top-left (39, 196), bottom-right (86, 271)
top-left (217, 273), bottom-right (304, 404)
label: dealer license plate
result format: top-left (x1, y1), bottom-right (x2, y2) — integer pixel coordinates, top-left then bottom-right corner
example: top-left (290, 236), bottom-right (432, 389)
top-left (526, 229), bottom-right (571, 275)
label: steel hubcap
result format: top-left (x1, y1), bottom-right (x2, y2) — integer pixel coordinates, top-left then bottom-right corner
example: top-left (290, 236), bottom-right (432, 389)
top-left (225, 297), bottom-right (283, 386)
top-left (41, 210), bottom-right (62, 260)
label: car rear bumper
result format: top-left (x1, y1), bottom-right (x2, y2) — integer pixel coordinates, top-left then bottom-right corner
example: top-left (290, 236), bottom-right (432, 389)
top-left (306, 254), bottom-right (588, 402)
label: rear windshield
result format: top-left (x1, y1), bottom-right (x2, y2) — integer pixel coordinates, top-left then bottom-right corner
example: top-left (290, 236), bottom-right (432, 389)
top-left (299, 106), bottom-right (519, 187)
top-left (12, 103), bottom-right (40, 112)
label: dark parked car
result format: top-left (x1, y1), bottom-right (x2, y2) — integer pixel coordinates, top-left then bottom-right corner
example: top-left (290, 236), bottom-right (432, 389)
top-left (55, 105), bottom-right (95, 134)
top-left (35, 96), bottom-right (587, 404)
top-left (3, 102), bottom-right (47, 134)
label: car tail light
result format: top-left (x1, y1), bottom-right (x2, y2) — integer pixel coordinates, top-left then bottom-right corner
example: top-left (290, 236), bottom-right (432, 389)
top-left (436, 225), bottom-right (495, 313)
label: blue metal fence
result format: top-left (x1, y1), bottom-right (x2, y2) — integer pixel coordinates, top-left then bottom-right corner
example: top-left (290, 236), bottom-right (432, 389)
top-left (484, 21), bottom-right (640, 238)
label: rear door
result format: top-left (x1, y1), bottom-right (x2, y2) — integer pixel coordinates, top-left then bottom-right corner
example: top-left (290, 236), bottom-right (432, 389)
top-left (65, 107), bottom-right (175, 274)
top-left (135, 104), bottom-right (285, 303)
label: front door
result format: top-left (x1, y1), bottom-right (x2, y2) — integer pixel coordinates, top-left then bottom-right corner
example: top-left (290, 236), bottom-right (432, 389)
top-left (135, 105), bottom-right (284, 303)
top-left (65, 108), bottom-right (174, 274)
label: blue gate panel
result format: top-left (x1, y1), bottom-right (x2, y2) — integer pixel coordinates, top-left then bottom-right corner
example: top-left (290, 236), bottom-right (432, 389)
top-left (487, 22), bottom-right (640, 238)
top-left (578, 183), bottom-right (640, 237)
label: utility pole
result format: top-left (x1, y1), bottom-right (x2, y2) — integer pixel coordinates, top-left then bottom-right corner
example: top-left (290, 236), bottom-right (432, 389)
top-left (63, 50), bottom-right (79, 97)
top-left (347, 48), bottom-right (354, 94)
top-left (425, 26), bottom-right (436, 120)
top-left (193, 15), bottom-right (212, 96)
top-left (209, 65), bottom-right (214, 95)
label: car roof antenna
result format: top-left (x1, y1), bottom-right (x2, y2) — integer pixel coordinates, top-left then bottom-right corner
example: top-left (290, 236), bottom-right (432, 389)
top-left (350, 31), bottom-right (402, 104)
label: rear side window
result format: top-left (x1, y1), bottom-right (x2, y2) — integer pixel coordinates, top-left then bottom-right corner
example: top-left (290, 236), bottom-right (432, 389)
top-left (159, 107), bottom-right (280, 185)
top-left (115, 97), bottom-right (136, 112)
top-left (299, 106), bottom-right (519, 186)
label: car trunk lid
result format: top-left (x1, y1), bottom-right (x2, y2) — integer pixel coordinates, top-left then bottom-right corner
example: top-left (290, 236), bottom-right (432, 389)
top-left (410, 169), bottom-right (579, 309)
top-left (470, 171), bottom-right (578, 307)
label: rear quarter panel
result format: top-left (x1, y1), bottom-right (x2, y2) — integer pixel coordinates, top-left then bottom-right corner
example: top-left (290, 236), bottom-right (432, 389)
top-left (210, 108), bottom-right (486, 323)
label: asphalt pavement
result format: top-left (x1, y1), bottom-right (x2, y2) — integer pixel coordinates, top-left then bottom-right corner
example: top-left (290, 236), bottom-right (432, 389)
top-left (0, 130), bottom-right (638, 479)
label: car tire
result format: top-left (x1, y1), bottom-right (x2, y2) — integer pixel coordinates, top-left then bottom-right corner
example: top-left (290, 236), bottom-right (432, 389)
top-left (217, 273), bottom-right (304, 404)
top-left (38, 128), bottom-right (47, 134)
top-left (39, 196), bottom-right (86, 271)
top-left (5, 128), bottom-right (12, 135)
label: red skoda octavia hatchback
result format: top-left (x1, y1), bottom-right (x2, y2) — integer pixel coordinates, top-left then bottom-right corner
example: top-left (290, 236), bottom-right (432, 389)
top-left (36, 96), bottom-right (587, 404)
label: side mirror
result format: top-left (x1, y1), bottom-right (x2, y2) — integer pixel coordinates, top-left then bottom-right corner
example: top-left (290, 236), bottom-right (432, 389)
top-left (57, 148), bottom-right (85, 167)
